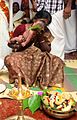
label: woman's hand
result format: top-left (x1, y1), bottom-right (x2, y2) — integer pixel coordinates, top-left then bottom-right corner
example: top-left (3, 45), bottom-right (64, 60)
top-left (8, 35), bottom-right (23, 51)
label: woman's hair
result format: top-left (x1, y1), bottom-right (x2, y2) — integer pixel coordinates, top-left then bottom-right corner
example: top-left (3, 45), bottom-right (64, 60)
top-left (30, 9), bottom-right (52, 25)
top-left (13, 2), bottom-right (20, 13)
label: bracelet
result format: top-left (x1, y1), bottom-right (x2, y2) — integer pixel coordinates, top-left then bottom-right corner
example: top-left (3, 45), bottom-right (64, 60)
top-left (40, 40), bottom-right (45, 44)
top-left (22, 35), bottom-right (26, 42)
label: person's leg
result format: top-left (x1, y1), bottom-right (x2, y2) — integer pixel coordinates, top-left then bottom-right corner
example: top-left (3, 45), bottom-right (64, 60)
top-left (48, 10), bottom-right (65, 61)
top-left (0, 13), bottom-right (11, 60)
top-left (64, 10), bottom-right (76, 53)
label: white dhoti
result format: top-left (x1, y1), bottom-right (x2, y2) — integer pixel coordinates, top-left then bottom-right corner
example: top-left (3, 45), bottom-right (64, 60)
top-left (48, 10), bottom-right (76, 61)
top-left (0, 9), bottom-right (12, 60)
top-left (64, 10), bottom-right (77, 53)
top-left (48, 10), bottom-right (65, 61)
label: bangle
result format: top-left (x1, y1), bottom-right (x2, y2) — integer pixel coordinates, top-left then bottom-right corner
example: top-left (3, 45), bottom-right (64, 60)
top-left (40, 40), bottom-right (45, 44)
top-left (22, 35), bottom-right (26, 42)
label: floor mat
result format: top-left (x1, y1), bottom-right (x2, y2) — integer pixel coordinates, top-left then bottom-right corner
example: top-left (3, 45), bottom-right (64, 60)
top-left (64, 66), bottom-right (77, 91)
top-left (65, 60), bottom-right (77, 69)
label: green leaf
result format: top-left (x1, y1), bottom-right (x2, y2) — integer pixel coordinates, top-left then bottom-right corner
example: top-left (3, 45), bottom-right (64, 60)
top-left (23, 98), bottom-right (29, 110)
top-left (28, 95), bottom-right (41, 113)
top-left (30, 87), bottom-right (41, 91)
top-left (55, 89), bottom-right (63, 93)
top-left (6, 83), bottom-right (13, 89)
top-left (42, 88), bottom-right (48, 95)
top-left (28, 25), bottom-right (41, 31)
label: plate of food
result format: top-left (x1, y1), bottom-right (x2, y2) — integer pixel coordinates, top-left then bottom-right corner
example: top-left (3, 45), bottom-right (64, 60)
top-left (42, 89), bottom-right (76, 119)
top-left (0, 84), bottom-right (6, 93)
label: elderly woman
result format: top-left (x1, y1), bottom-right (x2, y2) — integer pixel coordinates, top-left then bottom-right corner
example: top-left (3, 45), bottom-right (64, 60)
top-left (4, 10), bottom-right (64, 89)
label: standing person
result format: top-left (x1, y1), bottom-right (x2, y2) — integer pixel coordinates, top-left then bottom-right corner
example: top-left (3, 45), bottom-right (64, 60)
top-left (63, 0), bottom-right (77, 54)
top-left (0, 0), bottom-right (11, 61)
top-left (36, 0), bottom-right (63, 14)
top-left (21, 0), bottom-right (30, 18)
top-left (13, 2), bottom-right (26, 28)
top-left (13, 2), bottom-right (20, 15)
top-left (29, 0), bottom-right (37, 19)
top-left (34, 0), bottom-right (65, 60)
top-left (35, 0), bottom-right (77, 60)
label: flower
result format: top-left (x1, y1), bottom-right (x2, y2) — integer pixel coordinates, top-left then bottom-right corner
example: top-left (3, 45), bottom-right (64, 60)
top-left (37, 91), bottom-right (43, 96)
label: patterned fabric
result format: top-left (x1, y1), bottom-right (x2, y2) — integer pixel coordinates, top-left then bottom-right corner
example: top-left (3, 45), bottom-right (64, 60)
top-left (5, 45), bottom-right (64, 89)
top-left (4, 25), bottom-right (64, 89)
top-left (36, 0), bottom-right (64, 15)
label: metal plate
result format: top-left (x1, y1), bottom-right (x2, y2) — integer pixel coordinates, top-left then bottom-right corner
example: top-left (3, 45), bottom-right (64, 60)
top-left (0, 69), bottom-right (9, 83)
top-left (0, 84), bottom-right (6, 93)
top-left (6, 115), bottom-right (35, 120)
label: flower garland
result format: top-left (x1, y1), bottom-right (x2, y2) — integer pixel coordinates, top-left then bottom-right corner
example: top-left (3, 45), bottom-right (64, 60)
top-left (0, 0), bottom-right (9, 22)
top-left (0, 0), bottom-right (14, 38)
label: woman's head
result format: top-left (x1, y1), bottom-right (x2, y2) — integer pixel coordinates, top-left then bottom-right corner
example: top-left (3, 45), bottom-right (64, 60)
top-left (13, 2), bottom-right (19, 14)
top-left (31, 9), bottom-right (52, 25)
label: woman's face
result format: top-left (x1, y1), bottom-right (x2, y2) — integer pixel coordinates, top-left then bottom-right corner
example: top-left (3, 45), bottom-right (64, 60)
top-left (13, 2), bottom-right (19, 14)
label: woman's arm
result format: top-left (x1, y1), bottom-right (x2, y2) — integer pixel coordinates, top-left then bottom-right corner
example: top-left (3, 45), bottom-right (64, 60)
top-left (8, 10), bottom-right (51, 52)
top-left (8, 20), bottom-right (45, 51)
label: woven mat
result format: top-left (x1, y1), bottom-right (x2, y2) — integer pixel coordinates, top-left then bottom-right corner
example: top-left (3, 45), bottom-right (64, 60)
top-left (65, 60), bottom-right (77, 69)
top-left (64, 66), bottom-right (77, 92)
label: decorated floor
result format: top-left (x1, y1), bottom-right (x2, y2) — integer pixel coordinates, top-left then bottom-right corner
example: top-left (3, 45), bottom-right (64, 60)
top-left (0, 52), bottom-right (77, 120)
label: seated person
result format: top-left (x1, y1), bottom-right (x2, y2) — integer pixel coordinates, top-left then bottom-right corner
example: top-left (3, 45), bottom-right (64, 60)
top-left (4, 10), bottom-right (64, 89)
top-left (13, 2), bottom-right (27, 28)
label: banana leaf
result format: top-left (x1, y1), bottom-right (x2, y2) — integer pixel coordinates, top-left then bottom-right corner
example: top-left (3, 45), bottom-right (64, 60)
top-left (28, 95), bottom-right (41, 114)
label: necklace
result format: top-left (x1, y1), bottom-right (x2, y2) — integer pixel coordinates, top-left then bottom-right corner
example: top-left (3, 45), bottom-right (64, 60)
top-left (0, 0), bottom-right (9, 22)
